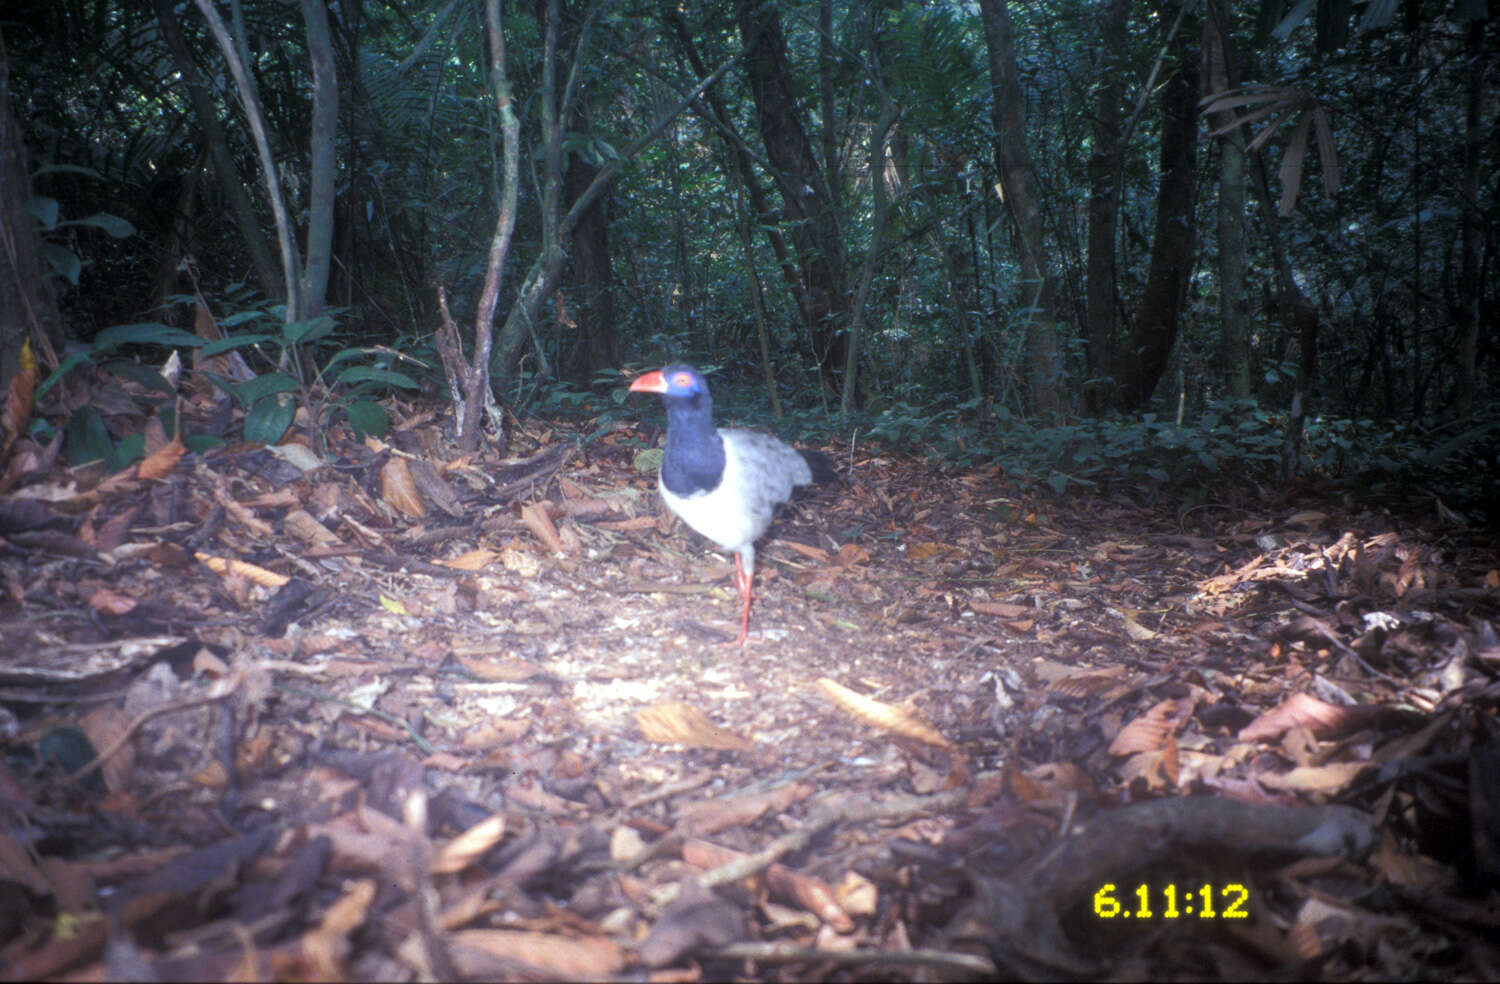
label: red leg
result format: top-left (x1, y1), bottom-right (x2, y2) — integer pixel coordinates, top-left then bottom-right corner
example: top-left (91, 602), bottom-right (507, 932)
top-left (725, 553), bottom-right (754, 646)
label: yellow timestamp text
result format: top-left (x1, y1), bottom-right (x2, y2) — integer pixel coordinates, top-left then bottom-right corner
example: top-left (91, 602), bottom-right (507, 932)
top-left (1093, 882), bottom-right (1250, 920)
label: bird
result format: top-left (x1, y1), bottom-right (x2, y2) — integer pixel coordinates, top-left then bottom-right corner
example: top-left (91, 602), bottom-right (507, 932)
top-left (629, 365), bottom-right (836, 645)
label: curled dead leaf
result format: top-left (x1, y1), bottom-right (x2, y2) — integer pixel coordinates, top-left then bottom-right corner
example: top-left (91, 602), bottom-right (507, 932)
top-left (636, 701), bottom-right (752, 752)
top-left (1108, 697), bottom-right (1195, 756)
top-left (196, 552), bottom-right (290, 588)
top-left (816, 678), bottom-right (951, 748)
top-left (379, 456), bottom-right (427, 518)
top-left (434, 813), bottom-right (507, 875)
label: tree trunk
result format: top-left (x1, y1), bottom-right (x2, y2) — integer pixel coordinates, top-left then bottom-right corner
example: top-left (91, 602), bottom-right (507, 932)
top-left (1083, 0), bottom-right (1131, 413)
top-left (563, 153), bottom-right (618, 380)
top-left (735, 0), bottom-right (850, 394)
top-left (298, 0), bottom-right (338, 319)
top-left (154, 0), bottom-right (281, 302)
top-left (0, 35), bottom-right (62, 381)
top-left (1115, 0), bottom-right (1200, 411)
top-left (977, 0), bottom-right (1064, 419)
top-left (662, 6), bottom-right (814, 360)
top-left (1204, 0), bottom-right (1250, 399)
top-left (1455, 16), bottom-right (1488, 414)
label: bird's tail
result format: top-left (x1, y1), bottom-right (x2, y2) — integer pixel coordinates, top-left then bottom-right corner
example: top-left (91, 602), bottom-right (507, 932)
top-left (799, 449), bottom-right (838, 485)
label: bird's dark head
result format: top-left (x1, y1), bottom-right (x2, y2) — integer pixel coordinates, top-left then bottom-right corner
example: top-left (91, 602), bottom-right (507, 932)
top-left (629, 365), bottom-right (711, 405)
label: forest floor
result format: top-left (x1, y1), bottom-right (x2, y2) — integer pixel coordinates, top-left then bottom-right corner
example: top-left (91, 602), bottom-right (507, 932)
top-left (2, 382), bottom-right (1499, 981)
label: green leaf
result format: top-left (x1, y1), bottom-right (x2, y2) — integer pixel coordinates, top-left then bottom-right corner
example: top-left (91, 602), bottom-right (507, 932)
top-left (334, 366), bottom-right (419, 389)
top-left (65, 408), bottom-right (112, 465)
top-left (282, 315), bottom-right (335, 345)
top-left (42, 243), bottom-right (82, 284)
top-left (199, 333), bottom-right (277, 357)
top-left (93, 323), bottom-right (206, 352)
top-left (1046, 473), bottom-right (1070, 496)
top-left (104, 360), bottom-right (177, 398)
top-left (221, 310), bottom-right (270, 328)
top-left (60, 213), bottom-right (135, 238)
top-left (186, 434), bottom-right (225, 454)
top-left (107, 432), bottom-right (145, 472)
top-left (244, 396), bottom-right (295, 445)
top-left (322, 346), bottom-right (370, 372)
top-left (344, 399), bottom-right (388, 440)
top-left (25, 196), bottom-right (60, 229)
top-left (32, 163), bottom-right (102, 181)
top-left (38, 350), bottom-right (95, 398)
top-left (234, 372), bottom-right (300, 405)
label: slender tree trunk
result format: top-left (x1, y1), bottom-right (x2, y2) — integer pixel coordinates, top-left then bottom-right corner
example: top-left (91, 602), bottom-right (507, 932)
top-left (841, 14), bottom-right (898, 415)
top-left (661, 6), bottom-right (815, 357)
top-left (977, 0), bottom-right (1064, 419)
top-left (153, 0), bottom-right (281, 302)
top-left (299, 0), bottom-right (337, 319)
top-left (563, 153), bottom-right (618, 380)
top-left (1456, 16), bottom-right (1488, 414)
top-left (1249, 147), bottom-right (1317, 477)
top-left (1083, 0), bottom-right (1130, 414)
top-left (1204, 0), bottom-right (1250, 399)
top-left (1115, 0), bottom-right (1200, 411)
top-left (0, 34), bottom-right (61, 380)
top-left (492, 47), bottom-right (745, 389)
top-left (728, 169), bottom-right (782, 420)
top-left (735, 0), bottom-right (850, 394)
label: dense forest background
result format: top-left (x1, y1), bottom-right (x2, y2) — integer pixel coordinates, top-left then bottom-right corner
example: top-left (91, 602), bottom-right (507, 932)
top-left (1, 0), bottom-right (1496, 502)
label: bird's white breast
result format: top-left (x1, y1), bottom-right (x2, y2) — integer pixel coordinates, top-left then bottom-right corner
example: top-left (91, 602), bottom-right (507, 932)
top-left (658, 428), bottom-right (811, 560)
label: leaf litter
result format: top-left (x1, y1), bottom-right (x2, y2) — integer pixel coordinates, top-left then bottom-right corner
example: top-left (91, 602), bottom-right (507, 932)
top-left (0, 390), bottom-right (1498, 980)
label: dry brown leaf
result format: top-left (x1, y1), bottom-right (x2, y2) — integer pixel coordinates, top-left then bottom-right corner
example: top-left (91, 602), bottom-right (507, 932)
top-left (195, 552), bottom-right (290, 588)
top-left (311, 805), bottom-right (414, 882)
top-left (816, 678), bottom-right (952, 748)
top-left (636, 701), bottom-right (751, 752)
top-left (1286, 510), bottom-right (1329, 528)
top-left (835, 871), bottom-right (877, 917)
top-left (283, 508), bottom-right (342, 547)
top-left (970, 599), bottom-right (1029, 618)
top-left (520, 502), bottom-right (566, 553)
top-left (1, 339), bottom-right (38, 460)
top-left (0, 832), bottom-right (52, 896)
top-left (212, 476), bottom-right (276, 537)
top-left (677, 782), bottom-right (814, 836)
top-left (1257, 761), bottom-right (1370, 796)
top-left (434, 814), bottom-right (507, 875)
top-left (781, 539), bottom-right (830, 562)
top-left (459, 719), bottom-right (530, 749)
top-left (1012, 761), bottom-right (1097, 810)
top-left (1108, 697), bottom-right (1195, 756)
top-left (438, 549), bottom-right (499, 571)
top-left (136, 435), bottom-right (186, 481)
top-left (683, 838), bottom-right (853, 932)
top-left (453, 653), bottom-right (549, 682)
top-left (448, 929), bottom-right (625, 979)
top-left (1369, 833), bottom-right (1453, 892)
top-left (1044, 664), bottom-right (1127, 698)
top-left (380, 457), bottom-right (427, 518)
top-left (1238, 692), bottom-right (1352, 742)
top-left (1120, 610), bottom-right (1157, 641)
top-left (302, 878), bottom-right (376, 980)
top-left (595, 515), bottom-right (659, 532)
top-left (905, 541), bottom-right (954, 562)
top-left (87, 587), bottom-right (137, 616)
top-left (79, 704), bottom-right (133, 793)
top-left (835, 543), bottom-right (870, 567)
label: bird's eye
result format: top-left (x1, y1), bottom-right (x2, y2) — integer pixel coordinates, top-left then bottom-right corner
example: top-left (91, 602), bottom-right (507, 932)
top-left (672, 373), bottom-right (693, 388)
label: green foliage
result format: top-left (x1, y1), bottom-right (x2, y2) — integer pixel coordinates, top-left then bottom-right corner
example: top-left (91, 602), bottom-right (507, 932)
top-left (42, 293), bottom-right (424, 469)
top-left (25, 165), bottom-right (136, 287)
top-left (179, 295), bottom-right (420, 447)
